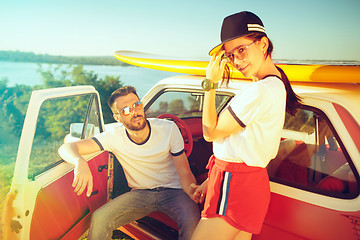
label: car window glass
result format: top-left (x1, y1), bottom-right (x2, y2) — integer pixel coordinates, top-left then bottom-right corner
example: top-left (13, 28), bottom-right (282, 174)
top-left (267, 107), bottom-right (359, 199)
top-left (28, 93), bottom-right (101, 180)
top-left (145, 91), bottom-right (232, 118)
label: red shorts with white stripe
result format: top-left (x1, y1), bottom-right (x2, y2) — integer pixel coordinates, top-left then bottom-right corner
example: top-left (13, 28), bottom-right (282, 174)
top-left (201, 155), bottom-right (270, 234)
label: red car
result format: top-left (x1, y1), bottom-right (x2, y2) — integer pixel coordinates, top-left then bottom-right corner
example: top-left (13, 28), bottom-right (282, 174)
top-left (2, 57), bottom-right (360, 240)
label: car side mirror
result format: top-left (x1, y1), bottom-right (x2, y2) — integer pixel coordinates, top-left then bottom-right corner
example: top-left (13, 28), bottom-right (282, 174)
top-left (70, 123), bottom-right (95, 139)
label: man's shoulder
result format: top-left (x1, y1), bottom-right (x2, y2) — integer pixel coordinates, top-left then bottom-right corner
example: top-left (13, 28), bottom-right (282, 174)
top-left (148, 118), bottom-right (175, 128)
top-left (103, 122), bottom-right (124, 134)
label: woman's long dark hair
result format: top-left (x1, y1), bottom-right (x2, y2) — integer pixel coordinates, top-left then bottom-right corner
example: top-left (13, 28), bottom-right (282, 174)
top-left (222, 33), bottom-right (302, 116)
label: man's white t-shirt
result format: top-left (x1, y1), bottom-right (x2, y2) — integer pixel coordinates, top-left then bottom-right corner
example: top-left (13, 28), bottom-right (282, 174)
top-left (213, 76), bottom-right (286, 167)
top-left (93, 118), bottom-right (184, 189)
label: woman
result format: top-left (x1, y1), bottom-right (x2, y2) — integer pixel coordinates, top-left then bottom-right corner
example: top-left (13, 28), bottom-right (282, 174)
top-left (192, 11), bottom-right (301, 240)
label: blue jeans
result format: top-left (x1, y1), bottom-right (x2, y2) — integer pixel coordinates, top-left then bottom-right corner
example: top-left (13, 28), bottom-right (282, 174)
top-left (88, 188), bottom-right (200, 240)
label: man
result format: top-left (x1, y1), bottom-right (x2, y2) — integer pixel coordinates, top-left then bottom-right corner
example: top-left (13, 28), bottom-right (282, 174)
top-left (58, 86), bottom-right (200, 240)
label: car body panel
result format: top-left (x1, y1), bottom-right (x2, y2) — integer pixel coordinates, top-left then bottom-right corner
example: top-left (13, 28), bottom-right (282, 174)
top-left (30, 151), bottom-right (108, 240)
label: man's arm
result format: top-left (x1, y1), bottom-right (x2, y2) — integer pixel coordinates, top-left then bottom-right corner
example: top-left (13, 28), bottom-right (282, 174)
top-left (58, 138), bottom-right (101, 197)
top-left (172, 152), bottom-right (197, 199)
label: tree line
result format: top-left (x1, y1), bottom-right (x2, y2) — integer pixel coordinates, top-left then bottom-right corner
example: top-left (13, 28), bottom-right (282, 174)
top-left (0, 50), bottom-right (130, 66)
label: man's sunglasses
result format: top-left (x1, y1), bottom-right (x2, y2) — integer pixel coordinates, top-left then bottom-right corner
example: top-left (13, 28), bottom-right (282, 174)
top-left (115, 101), bottom-right (143, 116)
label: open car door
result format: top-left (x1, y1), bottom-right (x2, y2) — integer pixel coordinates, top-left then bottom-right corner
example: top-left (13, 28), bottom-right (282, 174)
top-left (3, 86), bottom-right (110, 240)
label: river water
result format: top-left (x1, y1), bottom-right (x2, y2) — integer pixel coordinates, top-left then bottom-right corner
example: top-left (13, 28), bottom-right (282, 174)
top-left (0, 61), bottom-right (183, 97)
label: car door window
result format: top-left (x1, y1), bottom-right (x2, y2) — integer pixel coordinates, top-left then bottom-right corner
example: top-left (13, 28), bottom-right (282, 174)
top-left (145, 90), bottom-right (232, 118)
top-left (267, 107), bottom-right (359, 199)
top-left (28, 93), bottom-right (102, 180)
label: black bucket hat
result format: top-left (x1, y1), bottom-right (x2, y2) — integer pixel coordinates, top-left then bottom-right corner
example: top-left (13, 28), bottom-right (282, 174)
top-left (209, 11), bottom-right (266, 56)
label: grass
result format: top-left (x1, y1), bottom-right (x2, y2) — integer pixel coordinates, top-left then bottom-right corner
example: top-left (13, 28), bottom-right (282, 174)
top-left (0, 142), bottom-right (18, 209)
top-left (0, 142), bottom-right (17, 239)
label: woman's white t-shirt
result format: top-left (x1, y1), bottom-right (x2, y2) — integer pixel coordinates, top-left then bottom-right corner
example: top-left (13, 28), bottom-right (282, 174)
top-left (213, 76), bottom-right (286, 167)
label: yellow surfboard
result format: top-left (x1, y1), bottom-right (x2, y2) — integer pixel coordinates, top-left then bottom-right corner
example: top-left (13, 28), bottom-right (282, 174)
top-left (114, 51), bottom-right (360, 83)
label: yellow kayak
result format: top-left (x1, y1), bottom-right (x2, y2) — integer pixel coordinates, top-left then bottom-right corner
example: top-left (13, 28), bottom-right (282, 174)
top-left (114, 51), bottom-right (360, 83)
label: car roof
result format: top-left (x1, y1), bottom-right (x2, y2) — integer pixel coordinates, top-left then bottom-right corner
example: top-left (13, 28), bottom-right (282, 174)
top-left (150, 75), bottom-right (360, 119)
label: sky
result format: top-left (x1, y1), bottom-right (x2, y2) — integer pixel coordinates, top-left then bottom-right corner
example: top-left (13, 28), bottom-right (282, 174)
top-left (1, 0), bottom-right (360, 61)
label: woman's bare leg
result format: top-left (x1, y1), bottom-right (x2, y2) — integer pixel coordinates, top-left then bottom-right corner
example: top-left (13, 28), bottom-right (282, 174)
top-left (191, 217), bottom-right (252, 240)
top-left (234, 230), bottom-right (252, 240)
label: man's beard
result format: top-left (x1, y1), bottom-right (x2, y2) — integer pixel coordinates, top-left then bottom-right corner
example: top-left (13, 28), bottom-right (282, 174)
top-left (123, 114), bottom-right (147, 131)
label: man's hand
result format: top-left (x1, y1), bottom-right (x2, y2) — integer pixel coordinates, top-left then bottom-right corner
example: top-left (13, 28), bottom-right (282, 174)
top-left (190, 179), bottom-right (208, 204)
top-left (58, 139), bottom-right (101, 197)
top-left (189, 183), bottom-right (198, 202)
top-left (72, 158), bottom-right (93, 197)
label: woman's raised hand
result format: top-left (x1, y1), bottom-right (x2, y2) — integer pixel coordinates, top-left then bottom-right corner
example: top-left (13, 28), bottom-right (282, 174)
top-left (206, 50), bottom-right (228, 83)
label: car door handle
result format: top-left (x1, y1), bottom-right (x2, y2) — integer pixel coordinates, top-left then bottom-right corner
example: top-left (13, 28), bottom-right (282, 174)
top-left (90, 190), bottom-right (99, 196)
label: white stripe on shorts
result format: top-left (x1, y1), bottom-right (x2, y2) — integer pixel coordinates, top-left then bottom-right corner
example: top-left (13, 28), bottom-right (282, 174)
top-left (218, 171), bottom-right (231, 216)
